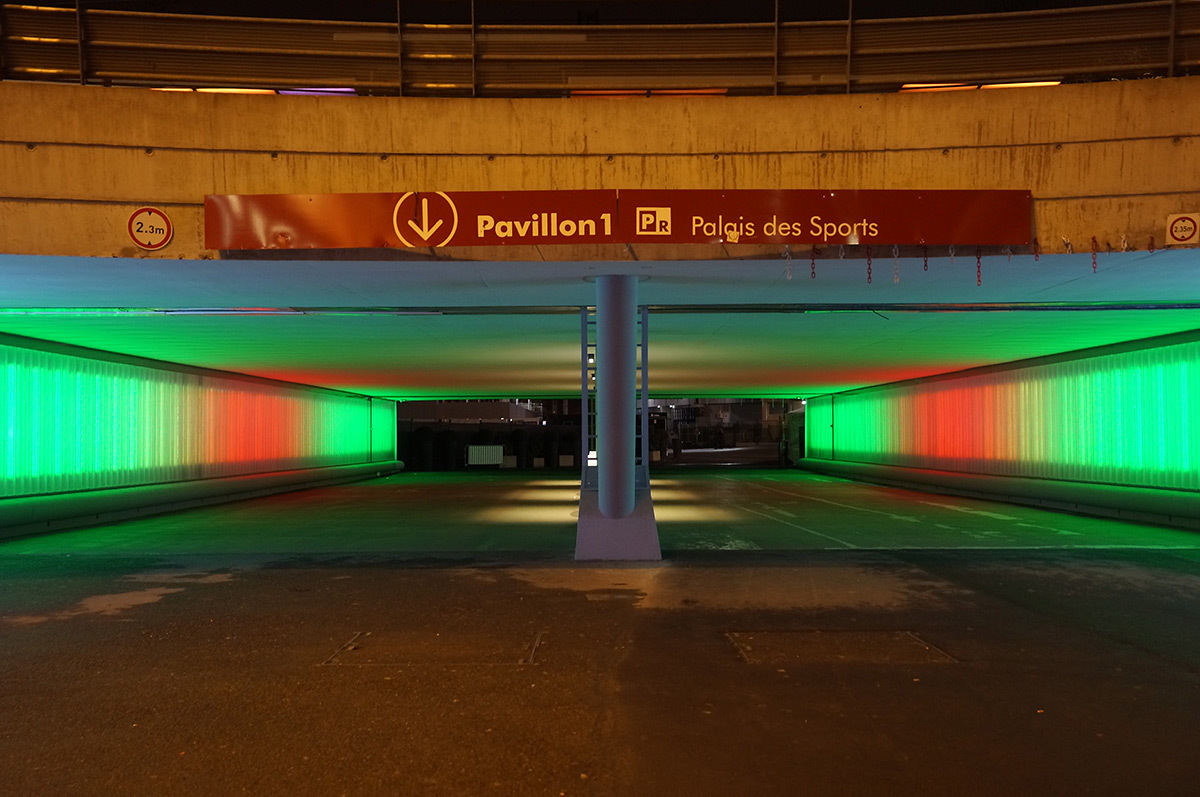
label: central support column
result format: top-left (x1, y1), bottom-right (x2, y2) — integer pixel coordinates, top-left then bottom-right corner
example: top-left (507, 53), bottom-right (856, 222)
top-left (575, 275), bottom-right (660, 561)
top-left (596, 274), bottom-right (637, 519)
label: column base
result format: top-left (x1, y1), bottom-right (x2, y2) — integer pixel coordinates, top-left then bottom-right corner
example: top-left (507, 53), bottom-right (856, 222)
top-left (574, 489), bottom-right (661, 561)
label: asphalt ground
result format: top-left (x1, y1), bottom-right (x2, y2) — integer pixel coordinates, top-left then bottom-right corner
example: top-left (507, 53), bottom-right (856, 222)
top-left (4, 468), bottom-right (1200, 795)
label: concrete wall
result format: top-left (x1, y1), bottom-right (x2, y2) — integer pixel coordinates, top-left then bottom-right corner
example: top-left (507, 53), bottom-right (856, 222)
top-left (1, 77), bottom-right (1198, 261)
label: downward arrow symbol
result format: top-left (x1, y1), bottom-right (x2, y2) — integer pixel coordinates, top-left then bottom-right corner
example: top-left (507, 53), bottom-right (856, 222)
top-left (407, 197), bottom-right (444, 241)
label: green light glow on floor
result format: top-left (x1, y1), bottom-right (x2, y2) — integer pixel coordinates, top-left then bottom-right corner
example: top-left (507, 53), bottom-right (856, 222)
top-left (3, 342), bottom-right (395, 498)
top-left (806, 340), bottom-right (1200, 490)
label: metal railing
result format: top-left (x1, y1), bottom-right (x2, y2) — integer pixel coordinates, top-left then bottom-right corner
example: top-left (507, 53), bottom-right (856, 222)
top-left (1, 1), bottom-right (1196, 96)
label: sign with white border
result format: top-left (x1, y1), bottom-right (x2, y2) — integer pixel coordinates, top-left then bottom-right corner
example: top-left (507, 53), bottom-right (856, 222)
top-left (1167, 213), bottom-right (1199, 246)
top-left (128, 207), bottom-right (173, 250)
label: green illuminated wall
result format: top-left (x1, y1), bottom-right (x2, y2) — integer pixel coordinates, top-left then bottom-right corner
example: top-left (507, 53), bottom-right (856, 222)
top-left (2, 339), bottom-right (396, 499)
top-left (371, 398), bottom-right (397, 462)
top-left (804, 396), bottom-right (834, 460)
top-left (805, 337), bottom-right (1199, 491)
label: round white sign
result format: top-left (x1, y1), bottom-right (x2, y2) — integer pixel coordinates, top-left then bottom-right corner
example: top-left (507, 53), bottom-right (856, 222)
top-left (128, 207), bottom-right (173, 250)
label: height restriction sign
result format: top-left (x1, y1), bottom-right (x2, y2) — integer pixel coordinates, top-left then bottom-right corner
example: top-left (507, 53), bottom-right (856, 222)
top-left (128, 207), bottom-right (173, 250)
top-left (1167, 213), bottom-right (1199, 246)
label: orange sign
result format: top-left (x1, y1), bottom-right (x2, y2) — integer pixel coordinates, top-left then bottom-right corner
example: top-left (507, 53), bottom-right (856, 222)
top-left (204, 189), bottom-right (1031, 250)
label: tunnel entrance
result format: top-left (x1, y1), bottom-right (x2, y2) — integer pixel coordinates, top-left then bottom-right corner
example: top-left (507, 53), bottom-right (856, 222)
top-left (395, 397), bottom-right (792, 473)
top-left (3, 251), bottom-right (1199, 543)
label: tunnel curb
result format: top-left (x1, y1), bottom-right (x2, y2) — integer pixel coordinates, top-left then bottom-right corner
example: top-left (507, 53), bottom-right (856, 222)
top-left (0, 462), bottom-right (405, 540)
top-left (798, 460), bottom-right (1200, 532)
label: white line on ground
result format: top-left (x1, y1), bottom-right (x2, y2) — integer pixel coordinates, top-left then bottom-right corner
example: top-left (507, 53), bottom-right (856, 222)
top-left (1017, 522), bottom-right (1076, 534)
top-left (734, 504), bottom-right (858, 549)
top-left (721, 477), bottom-right (919, 523)
top-left (918, 500), bottom-right (1017, 520)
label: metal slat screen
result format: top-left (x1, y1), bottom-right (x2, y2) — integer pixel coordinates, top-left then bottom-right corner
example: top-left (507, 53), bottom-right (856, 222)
top-left (804, 339), bottom-right (1200, 491)
top-left (2, 341), bottom-right (395, 498)
top-left (1, 2), bottom-right (1195, 95)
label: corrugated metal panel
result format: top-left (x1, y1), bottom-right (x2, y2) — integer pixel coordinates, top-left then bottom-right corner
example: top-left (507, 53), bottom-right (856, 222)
top-left (1, 38), bottom-right (78, 80)
top-left (479, 23), bottom-right (773, 58)
top-left (1180, 3), bottom-right (1200, 67)
top-left (84, 10), bottom-right (399, 88)
top-left (467, 444), bottom-right (504, 466)
top-left (806, 339), bottom-right (1200, 491)
top-left (779, 21), bottom-right (849, 90)
top-left (1, 3), bottom-right (75, 38)
top-left (474, 24), bottom-right (773, 93)
top-left (88, 50), bottom-right (399, 89)
top-left (854, 43), bottom-right (1166, 86)
top-left (86, 11), bottom-right (397, 56)
top-left (850, 3), bottom-right (1175, 87)
top-left (0, 5), bottom-right (79, 81)
top-left (2, 341), bottom-right (379, 499)
top-left (477, 59), bottom-right (770, 91)
top-left (2, 2), bottom-right (1194, 95)
top-left (854, 4), bottom-right (1172, 50)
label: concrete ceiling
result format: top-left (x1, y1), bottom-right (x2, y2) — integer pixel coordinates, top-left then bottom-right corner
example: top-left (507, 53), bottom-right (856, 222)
top-left (1, 249), bottom-right (1198, 398)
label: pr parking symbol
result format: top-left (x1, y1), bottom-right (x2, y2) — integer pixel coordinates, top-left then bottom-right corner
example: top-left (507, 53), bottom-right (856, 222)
top-left (636, 207), bottom-right (672, 235)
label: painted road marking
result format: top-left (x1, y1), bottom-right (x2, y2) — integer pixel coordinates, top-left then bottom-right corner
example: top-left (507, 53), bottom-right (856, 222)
top-left (918, 501), bottom-right (1017, 520)
top-left (1017, 522), bottom-right (1081, 535)
top-left (711, 476), bottom-right (1200, 551)
top-left (1016, 522), bottom-right (1063, 531)
top-left (734, 504), bottom-right (857, 549)
top-left (722, 477), bottom-right (920, 522)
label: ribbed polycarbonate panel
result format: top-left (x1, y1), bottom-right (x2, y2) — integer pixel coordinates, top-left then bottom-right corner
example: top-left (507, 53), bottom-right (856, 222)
top-left (2, 343), bottom-right (387, 498)
top-left (804, 395), bottom-right (833, 460)
top-left (370, 398), bottom-right (397, 462)
top-left (805, 339), bottom-right (1200, 491)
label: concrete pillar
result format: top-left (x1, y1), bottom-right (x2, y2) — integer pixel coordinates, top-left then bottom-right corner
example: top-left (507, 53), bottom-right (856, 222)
top-left (595, 274), bottom-right (637, 519)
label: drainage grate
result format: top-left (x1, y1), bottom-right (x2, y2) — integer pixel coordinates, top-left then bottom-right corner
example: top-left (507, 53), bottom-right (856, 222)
top-left (727, 630), bottom-right (955, 665)
top-left (321, 630), bottom-right (545, 667)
